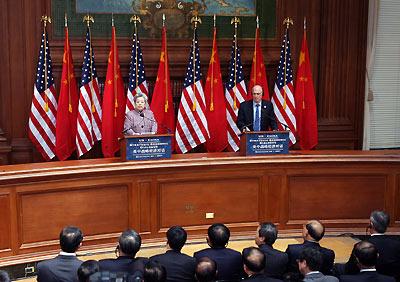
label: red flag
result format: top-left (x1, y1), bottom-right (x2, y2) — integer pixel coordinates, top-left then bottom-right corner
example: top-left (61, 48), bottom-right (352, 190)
top-left (55, 25), bottom-right (78, 160)
top-left (294, 28), bottom-right (318, 150)
top-left (101, 25), bottom-right (126, 157)
top-left (204, 27), bottom-right (227, 152)
top-left (150, 26), bottom-right (175, 136)
top-left (248, 26), bottom-right (270, 100)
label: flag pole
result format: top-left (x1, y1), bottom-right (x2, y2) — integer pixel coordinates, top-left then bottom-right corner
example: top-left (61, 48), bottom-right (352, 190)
top-left (41, 15), bottom-right (51, 112)
top-left (111, 14), bottom-right (118, 117)
top-left (231, 16), bottom-right (241, 110)
top-left (83, 14), bottom-right (95, 112)
top-left (282, 17), bottom-right (293, 110)
top-left (190, 13), bottom-right (201, 112)
top-left (253, 16), bottom-right (259, 86)
top-left (303, 17), bottom-right (307, 110)
top-left (130, 15), bottom-right (141, 93)
top-left (210, 14), bottom-right (216, 111)
top-left (64, 13), bottom-right (73, 113)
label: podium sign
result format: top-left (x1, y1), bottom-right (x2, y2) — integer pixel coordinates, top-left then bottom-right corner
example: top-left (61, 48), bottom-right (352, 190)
top-left (240, 131), bottom-right (289, 156)
top-left (121, 134), bottom-right (172, 161)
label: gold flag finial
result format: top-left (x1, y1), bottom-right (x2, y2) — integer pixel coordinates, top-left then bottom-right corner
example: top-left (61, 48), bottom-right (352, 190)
top-left (111, 13), bottom-right (114, 27)
top-left (83, 14), bottom-right (94, 27)
top-left (256, 15), bottom-right (259, 28)
top-left (41, 15), bottom-right (51, 27)
top-left (230, 16), bottom-right (241, 27)
top-left (162, 13), bottom-right (166, 27)
top-left (283, 17), bottom-right (293, 29)
top-left (304, 17), bottom-right (307, 30)
top-left (64, 13), bottom-right (68, 27)
top-left (130, 15), bottom-right (141, 25)
top-left (190, 14), bottom-right (202, 29)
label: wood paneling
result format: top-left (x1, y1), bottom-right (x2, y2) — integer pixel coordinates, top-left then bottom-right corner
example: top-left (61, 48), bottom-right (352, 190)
top-left (159, 178), bottom-right (260, 229)
top-left (287, 175), bottom-right (386, 223)
top-left (0, 193), bottom-right (11, 252)
top-left (1, 150), bottom-right (399, 262)
top-left (17, 185), bottom-right (129, 249)
top-left (0, 0), bottom-right (369, 163)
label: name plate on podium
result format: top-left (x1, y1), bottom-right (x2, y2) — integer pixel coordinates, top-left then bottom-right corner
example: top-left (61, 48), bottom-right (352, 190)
top-left (240, 131), bottom-right (289, 156)
top-left (121, 134), bottom-right (172, 161)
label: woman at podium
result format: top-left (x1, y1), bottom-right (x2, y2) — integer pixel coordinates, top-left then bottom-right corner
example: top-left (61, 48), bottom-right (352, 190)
top-left (123, 93), bottom-right (158, 135)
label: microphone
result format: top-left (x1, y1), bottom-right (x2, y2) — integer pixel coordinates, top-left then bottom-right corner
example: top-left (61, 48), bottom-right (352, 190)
top-left (139, 112), bottom-right (145, 128)
top-left (140, 112), bottom-right (172, 134)
top-left (265, 113), bottom-right (290, 131)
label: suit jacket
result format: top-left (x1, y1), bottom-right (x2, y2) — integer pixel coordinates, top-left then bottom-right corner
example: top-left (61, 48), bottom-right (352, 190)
top-left (243, 273), bottom-right (283, 282)
top-left (344, 235), bottom-right (400, 278)
top-left (99, 256), bottom-right (148, 276)
top-left (286, 241), bottom-right (335, 275)
top-left (237, 100), bottom-right (278, 132)
top-left (150, 250), bottom-right (196, 282)
top-left (259, 244), bottom-right (288, 279)
top-left (194, 247), bottom-right (244, 281)
top-left (36, 254), bottom-right (82, 282)
top-left (339, 270), bottom-right (396, 282)
top-left (124, 109), bottom-right (157, 135)
top-left (303, 272), bottom-right (339, 282)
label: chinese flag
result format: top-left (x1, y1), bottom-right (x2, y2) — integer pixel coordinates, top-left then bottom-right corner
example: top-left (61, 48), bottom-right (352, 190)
top-left (204, 27), bottom-right (227, 152)
top-left (294, 29), bottom-right (318, 150)
top-left (150, 26), bottom-right (175, 136)
top-left (55, 25), bottom-right (78, 160)
top-left (248, 26), bottom-right (269, 100)
top-left (101, 25), bottom-right (126, 157)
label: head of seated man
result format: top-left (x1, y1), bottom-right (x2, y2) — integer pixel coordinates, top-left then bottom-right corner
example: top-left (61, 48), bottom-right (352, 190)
top-left (369, 210), bottom-right (390, 234)
top-left (303, 220), bottom-right (325, 242)
top-left (78, 260), bottom-right (100, 282)
top-left (256, 222), bottom-right (278, 247)
top-left (60, 226), bottom-right (83, 253)
top-left (242, 247), bottom-right (266, 277)
top-left (143, 261), bottom-right (167, 282)
top-left (297, 247), bottom-right (323, 275)
top-left (117, 229), bottom-right (142, 258)
top-left (0, 270), bottom-right (11, 282)
top-left (207, 223), bottom-right (230, 249)
top-left (354, 241), bottom-right (378, 270)
top-left (167, 226), bottom-right (187, 252)
top-left (195, 257), bottom-right (217, 282)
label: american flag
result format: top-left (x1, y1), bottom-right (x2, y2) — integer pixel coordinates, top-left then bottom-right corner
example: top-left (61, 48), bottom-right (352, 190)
top-left (271, 28), bottom-right (297, 145)
top-left (76, 27), bottom-right (102, 157)
top-left (175, 28), bottom-right (209, 153)
top-left (225, 35), bottom-right (247, 151)
top-left (28, 30), bottom-right (58, 161)
top-left (126, 32), bottom-right (148, 113)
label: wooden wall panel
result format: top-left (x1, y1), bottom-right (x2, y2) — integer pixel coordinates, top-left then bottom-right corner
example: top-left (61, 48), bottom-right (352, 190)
top-left (0, 0), bottom-right (369, 163)
top-left (17, 185), bottom-right (129, 250)
top-left (159, 178), bottom-right (260, 229)
top-left (287, 175), bottom-right (386, 224)
top-left (0, 193), bottom-right (11, 252)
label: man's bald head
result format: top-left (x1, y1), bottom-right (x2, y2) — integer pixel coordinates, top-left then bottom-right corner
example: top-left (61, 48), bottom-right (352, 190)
top-left (195, 257), bottom-right (217, 282)
top-left (304, 220), bottom-right (325, 242)
top-left (242, 247), bottom-right (266, 275)
top-left (252, 85), bottom-right (263, 103)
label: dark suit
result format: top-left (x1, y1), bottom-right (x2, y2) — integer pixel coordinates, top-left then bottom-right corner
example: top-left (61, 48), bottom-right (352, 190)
top-left (150, 250), bottom-right (196, 282)
top-left (286, 241), bottom-right (335, 275)
top-left (340, 270), bottom-right (396, 282)
top-left (194, 247), bottom-right (244, 281)
top-left (237, 100), bottom-right (278, 132)
top-left (259, 244), bottom-right (288, 279)
top-left (99, 256), bottom-right (148, 276)
top-left (243, 273), bottom-right (283, 281)
top-left (344, 235), bottom-right (400, 279)
top-left (36, 254), bottom-right (82, 282)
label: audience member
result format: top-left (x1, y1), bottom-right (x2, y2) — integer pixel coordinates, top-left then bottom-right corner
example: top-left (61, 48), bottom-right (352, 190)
top-left (343, 210), bottom-right (400, 279)
top-left (286, 220), bottom-right (335, 275)
top-left (143, 261), bottom-right (167, 282)
top-left (0, 270), bottom-right (10, 282)
top-left (256, 222), bottom-right (288, 279)
top-left (297, 248), bottom-right (338, 282)
top-left (37, 226), bottom-right (83, 282)
top-left (150, 226), bottom-right (196, 281)
top-left (339, 241), bottom-right (395, 282)
top-left (88, 271), bottom-right (129, 281)
top-left (242, 247), bottom-right (282, 282)
top-left (99, 229), bottom-right (148, 277)
top-left (78, 260), bottom-right (100, 282)
top-left (194, 223), bottom-right (244, 281)
top-left (195, 257), bottom-right (217, 282)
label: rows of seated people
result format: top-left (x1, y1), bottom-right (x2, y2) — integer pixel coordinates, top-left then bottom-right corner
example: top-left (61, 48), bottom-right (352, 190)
top-left (5, 210), bottom-right (398, 282)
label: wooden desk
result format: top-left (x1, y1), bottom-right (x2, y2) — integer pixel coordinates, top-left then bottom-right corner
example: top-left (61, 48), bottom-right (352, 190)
top-left (0, 150), bottom-right (400, 264)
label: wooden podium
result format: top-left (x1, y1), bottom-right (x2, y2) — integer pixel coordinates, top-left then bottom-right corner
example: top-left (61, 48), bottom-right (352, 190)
top-left (120, 134), bottom-right (173, 161)
top-left (239, 131), bottom-right (290, 156)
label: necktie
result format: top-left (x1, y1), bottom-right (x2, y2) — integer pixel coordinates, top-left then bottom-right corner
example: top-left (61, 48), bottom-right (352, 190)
top-left (254, 104), bottom-right (260, 131)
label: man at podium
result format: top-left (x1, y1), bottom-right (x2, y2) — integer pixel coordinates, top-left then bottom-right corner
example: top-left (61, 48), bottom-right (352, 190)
top-left (123, 93), bottom-right (158, 135)
top-left (237, 85), bottom-right (278, 132)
